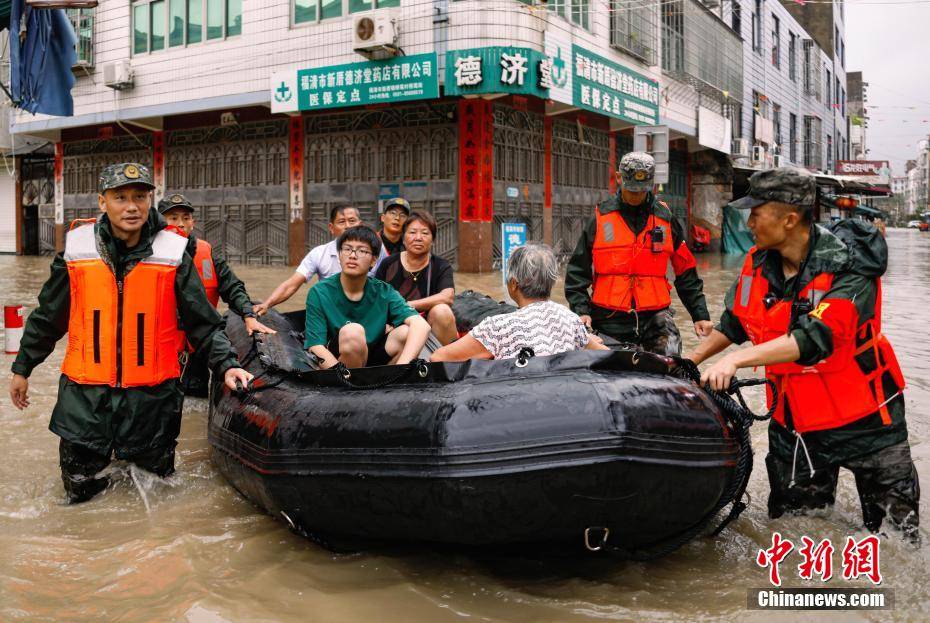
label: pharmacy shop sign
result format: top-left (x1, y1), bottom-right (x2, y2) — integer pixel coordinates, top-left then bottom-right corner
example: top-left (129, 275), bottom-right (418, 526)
top-left (571, 45), bottom-right (658, 125)
top-left (445, 47), bottom-right (553, 98)
top-left (270, 53), bottom-right (439, 114)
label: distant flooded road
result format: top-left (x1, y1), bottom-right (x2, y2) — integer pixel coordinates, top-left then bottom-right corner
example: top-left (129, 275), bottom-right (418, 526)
top-left (1, 228), bottom-right (928, 622)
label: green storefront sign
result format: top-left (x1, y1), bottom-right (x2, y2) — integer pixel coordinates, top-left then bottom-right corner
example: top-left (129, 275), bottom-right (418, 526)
top-left (291, 52), bottom-right (439, 111)
top-left (444, 47), bottom-right (550, 98)
top-left (571, 44), bottom-right (659, 125)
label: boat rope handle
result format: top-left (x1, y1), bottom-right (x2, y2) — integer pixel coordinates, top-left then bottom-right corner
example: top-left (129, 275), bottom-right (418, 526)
top-left (515, 346), bottom-right (535, 368)
top-left (331, 359), bottom-right (431, 390)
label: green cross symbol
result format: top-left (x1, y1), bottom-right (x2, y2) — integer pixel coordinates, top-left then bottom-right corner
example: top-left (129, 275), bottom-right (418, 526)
top-left (275, 82), bottom-right (292, 103)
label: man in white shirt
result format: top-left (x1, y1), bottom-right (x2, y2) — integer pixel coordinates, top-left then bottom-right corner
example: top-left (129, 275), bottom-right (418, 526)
top-left (254, 205), bottom-right (386, 315)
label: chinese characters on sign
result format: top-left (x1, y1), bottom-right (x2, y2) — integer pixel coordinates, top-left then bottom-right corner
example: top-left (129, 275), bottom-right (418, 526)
top-left (571, 45), bottom-right (659, 125)
top-left (757, 533), bottom-right (883, 587)
top-left (446, 45), bottom-right (659, 126)
top-left (270, 53), bottom-right (439, 114)
top-left (152, 131), bottom-right (165, 204)
top-left (445, 47), bottom-right (549, 98)
top-left (288, 117), bottom-right (304, 224)
top-left (457, 99), bottom-right (494, 223)
top-left (501, 222), bottom-right (528, 296)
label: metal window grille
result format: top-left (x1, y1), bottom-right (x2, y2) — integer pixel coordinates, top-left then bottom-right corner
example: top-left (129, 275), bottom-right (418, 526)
top-left (803, 40), bottom-right (821, 100)
top-left (662, 0), bottom-right (743, 102)
top-left (789, 113), bottom-right (797, 163)
top-left (610, 0), bottom-right (657, 65)
top-left (66, 8), bottom-right (94, 68)
top-left (803, 115), bottom-right (822, 169)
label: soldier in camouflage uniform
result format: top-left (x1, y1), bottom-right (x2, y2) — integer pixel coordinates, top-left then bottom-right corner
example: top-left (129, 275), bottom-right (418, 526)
top-left (687, 167), bottom-right (918, 539)
top-left (565, 152), bottom-right (713, 356)
top-left (8, 163), bottom-right (252, 503)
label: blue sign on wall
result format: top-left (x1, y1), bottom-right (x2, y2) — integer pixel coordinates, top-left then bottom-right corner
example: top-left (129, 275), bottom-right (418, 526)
top-left (501, 222), bottom-right (528, 295)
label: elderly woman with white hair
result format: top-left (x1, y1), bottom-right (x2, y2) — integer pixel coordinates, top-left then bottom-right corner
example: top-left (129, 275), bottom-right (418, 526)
top-left (431, 243), bottom-right (608, 362)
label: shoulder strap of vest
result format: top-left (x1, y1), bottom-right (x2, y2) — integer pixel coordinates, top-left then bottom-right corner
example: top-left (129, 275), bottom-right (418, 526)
top-left (63, 222), bottom-right (101, 262)
top-left (69, 217), bottom-right (97, 231)
top-left (147, 229), bottom-right (189, 267)
top-left (196, 238), bottom-right (212, 254)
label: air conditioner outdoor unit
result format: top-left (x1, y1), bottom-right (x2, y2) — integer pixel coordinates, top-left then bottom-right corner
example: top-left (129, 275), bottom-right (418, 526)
top-left (732, 138), bottom-right (751, 157)
top-left (353, 11), bottom-right (399, 57)
top-left (752, 145), bottom-right (766, 163)
top-left (103, 60), bottom-right (133, 90)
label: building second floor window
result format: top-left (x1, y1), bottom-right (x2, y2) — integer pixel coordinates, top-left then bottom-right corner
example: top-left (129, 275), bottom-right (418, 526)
top-left (771, 15), bottom-right (780, 68)
top-left (549, 0), bottom-right (590, 30)
top-left (66, 8), bottom-right (94, 67)
top-left (825, 67), bottom-right (831, 108)
top-left (752, 0), bottom-right (763, 53)
top-left (731, 2), bottom-right (742, 34)
top-left (788, 32), bottom-right (796, 81)
top-left (294, 0), bottom-right (400, 25)
top-left (133, 0), bottom-right (242, 55)
top-left (773, 103), bottom-right (781, 149)
top-left (789, 112), bottom-right (797, 163)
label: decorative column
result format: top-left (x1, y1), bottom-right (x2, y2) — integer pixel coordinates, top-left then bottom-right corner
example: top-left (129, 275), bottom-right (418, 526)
top-left (53, 142), bottom-right (64, 253)
top-left (287, 116), bottom-right (306, 266)
top-left (543, 116), bottom-right (553, 246)
top-left (457, 99), bottom-right (494, 273)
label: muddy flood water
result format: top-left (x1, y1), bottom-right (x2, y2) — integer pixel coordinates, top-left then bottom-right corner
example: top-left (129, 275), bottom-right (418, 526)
top-left (2, 228), bottom-right (929, 622)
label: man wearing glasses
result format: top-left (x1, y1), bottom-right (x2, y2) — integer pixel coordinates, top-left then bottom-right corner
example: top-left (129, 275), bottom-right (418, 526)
top-left (305, 226), bottom-right (431, 369)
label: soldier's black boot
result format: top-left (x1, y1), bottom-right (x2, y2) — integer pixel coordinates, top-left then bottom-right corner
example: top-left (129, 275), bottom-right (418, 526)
top-left (59, 439), bottom-right (111, 503)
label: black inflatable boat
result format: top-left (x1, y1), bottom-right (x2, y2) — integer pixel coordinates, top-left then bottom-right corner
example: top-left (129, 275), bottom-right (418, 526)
top-left (208, 300), bottom-right (755, 557)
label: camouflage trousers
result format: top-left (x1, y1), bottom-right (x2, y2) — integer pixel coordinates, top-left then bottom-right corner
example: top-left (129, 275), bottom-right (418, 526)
top-left (766, 439), bottom-right (920, 540)
top-left (590, 306), bottom-right (683, 357)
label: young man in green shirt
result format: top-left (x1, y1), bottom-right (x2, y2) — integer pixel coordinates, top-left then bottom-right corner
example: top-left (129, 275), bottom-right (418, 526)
top-left (305, 226), bottom-right (431, 368)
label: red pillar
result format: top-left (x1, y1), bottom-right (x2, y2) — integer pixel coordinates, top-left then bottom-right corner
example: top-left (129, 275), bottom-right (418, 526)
top-left (543, 116), bottom-right (553, 246)
top-left (608, 130), bottom-right (618, 194)
top-left (457, 99), bottom-right (494, 273)
top-left (287, 116), bottom-right (306, 266)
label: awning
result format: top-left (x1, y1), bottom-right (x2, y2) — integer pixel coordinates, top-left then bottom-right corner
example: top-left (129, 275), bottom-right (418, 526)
top-left (853, 205), bottom-right (889, 219)
top-left (733, 165), bottom-right (892, 197)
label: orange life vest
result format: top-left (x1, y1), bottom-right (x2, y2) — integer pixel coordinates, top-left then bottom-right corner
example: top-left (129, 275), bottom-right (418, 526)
top-left (591, 207), bottom-right (674, 312)
top-left (193, 238), bottom-right (219, 307)
top-left (61, 221), bottom-right (188, 387)
top-left (731, 249), bottom-right (905, 433)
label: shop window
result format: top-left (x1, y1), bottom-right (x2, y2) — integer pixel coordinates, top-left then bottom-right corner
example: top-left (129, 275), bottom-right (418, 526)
top-left (133, 0), bottom-right (241, 53)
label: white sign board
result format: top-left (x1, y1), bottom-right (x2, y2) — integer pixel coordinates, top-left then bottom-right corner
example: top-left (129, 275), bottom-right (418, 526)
top-left (501, 222), bottom-right (528, 302)
top-left (543, 30), bottom-right (573, 106)
top-left (698, 106), bottom-right (732, 154)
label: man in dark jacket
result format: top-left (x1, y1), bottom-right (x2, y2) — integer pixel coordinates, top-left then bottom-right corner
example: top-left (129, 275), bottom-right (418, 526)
top-left (158, 193), bottom-right (274, 336)
top-left (8, 163), bottom-right (252, 503)
top-left (565, 152), bottom-right (712, 356)
top-left (686, 167), bottom-right (917, 540)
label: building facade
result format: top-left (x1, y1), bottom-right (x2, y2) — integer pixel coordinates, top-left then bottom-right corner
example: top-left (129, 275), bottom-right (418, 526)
top-left (846, 70), bottom-right (867, 160)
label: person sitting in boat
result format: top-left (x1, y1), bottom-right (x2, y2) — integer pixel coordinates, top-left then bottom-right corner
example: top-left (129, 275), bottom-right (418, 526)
top-left (305, 226), bottom-right (432, 369)
top-left (253, 205), bottom-right (387, 316)
top-left (375, 210), bottom-right (457, 345)
top-left (430, 244), bottom-right (609, 362)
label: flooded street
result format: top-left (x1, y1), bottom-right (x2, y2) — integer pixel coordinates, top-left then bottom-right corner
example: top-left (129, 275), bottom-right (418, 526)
top-left (1, 229), bottom-right (928, 622)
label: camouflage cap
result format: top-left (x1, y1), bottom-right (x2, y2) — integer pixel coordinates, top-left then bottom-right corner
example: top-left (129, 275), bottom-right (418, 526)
top-left (730, 166), bottom-right (817, 210)
top-left (618, 151), bottom-right (656, 192)
top-left (383, 197), bottom-right (411, 214)
top-left (157, 193), bottom-right (194, 214)
top-left (98, 162), bottom-right (155, 193)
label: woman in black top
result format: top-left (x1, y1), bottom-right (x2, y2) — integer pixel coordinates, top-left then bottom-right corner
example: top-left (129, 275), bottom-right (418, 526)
top-left (375, 210), bottom-right (457, 344)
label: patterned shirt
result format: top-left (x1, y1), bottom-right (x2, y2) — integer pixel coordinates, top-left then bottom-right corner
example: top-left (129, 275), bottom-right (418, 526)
top-left (470, 300), bottom-right (590, 360)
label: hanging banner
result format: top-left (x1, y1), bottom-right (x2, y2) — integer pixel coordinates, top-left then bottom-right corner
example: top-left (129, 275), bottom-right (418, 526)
top-left (458, 99), bottom-right (494, 223)
top-left (288, 117), bottom-right (304, 223)
top-left (53, 142), bottom-right (63, 225)
top-left (152, 131), bottom-right (165, 203)
top-left (270, 53), bottom-right (439, 114)
top-left (571, 45), bottom-right (659, 125)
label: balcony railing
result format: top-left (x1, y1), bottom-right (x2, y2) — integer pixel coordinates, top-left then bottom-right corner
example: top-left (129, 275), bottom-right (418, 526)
top-left (661, 0), bottom-right (743, 102)
top-left (66, 8), bottom-right (94, 69)
top-left (610, 0), bottom-right (658, 65)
